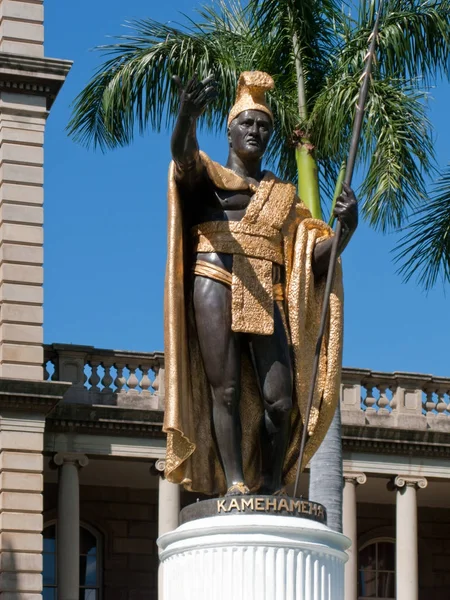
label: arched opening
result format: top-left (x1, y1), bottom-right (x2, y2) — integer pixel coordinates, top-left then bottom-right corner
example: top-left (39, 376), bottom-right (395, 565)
top-left (43, 520), bottom-right (102, 600)
top-left (358, 537), bottom-right (395, 599)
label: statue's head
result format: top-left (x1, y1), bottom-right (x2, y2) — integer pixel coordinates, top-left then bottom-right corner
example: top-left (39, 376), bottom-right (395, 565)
top-left (227, 71), bottom-right (274, 161)
top-left (227, 109), bottom-right (272, 160)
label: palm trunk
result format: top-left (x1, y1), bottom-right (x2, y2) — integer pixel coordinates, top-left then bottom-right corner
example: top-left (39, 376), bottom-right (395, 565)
top-left (291, 21), bottom-right (322, 220)
top-left (295, 141), bottom-right (321, 219)
top-left (308, 406), bottom-right (343, 533)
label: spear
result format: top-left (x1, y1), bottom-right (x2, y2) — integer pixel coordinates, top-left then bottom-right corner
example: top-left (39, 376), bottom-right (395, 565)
top-left (293, 0), bottom-right (384, 499)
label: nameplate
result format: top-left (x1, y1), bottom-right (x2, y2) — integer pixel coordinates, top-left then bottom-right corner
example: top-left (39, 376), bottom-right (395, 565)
top-left (217, 496), bottom-right (324, 519)
top-left (180, 495), bottom-right (327, 525)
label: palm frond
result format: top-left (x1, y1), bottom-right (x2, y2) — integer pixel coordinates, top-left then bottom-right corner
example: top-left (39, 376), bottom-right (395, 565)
top-left (360, 79), bottom-right (435, 230)
top-left (338, 0), bottom-right (450, 87)
top-left (68, 1), bottom-right (256, 149)
top-left (395, 164), bottom-right (450, 289)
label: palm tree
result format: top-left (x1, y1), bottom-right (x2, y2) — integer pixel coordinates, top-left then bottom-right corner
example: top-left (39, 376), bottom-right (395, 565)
top-left (68, 0), bottom-right (450, 531)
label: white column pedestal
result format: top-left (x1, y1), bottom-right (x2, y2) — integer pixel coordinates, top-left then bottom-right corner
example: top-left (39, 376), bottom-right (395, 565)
top-left (394, 476), bottom-right (427, 600)
top-left (158, 514), bottom-right (349, 600)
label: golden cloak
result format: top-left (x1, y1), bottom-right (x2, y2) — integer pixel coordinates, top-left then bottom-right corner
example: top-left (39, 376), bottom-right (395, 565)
top-left (163, 152), bottom-right (343, 495)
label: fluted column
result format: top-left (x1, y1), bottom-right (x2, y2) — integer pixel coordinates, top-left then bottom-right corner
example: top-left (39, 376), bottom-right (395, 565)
top-left (155, 459), bottom-right (180, 600)
top-left (53, 453), bottom-right (89, 600)
top-left (394, 475), bottom-right (427, 600)
top-left (343, 473), bottom-right (366, 600)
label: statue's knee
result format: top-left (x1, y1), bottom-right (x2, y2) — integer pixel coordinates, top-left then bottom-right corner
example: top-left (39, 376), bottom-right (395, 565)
top-left (267, 396), bottom-right (293, 421)
top-left (214, 386), bottom-right (238, 413)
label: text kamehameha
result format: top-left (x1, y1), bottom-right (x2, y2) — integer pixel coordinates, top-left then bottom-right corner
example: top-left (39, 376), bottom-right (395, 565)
top-left (216, 496), bottom-right (325, 521)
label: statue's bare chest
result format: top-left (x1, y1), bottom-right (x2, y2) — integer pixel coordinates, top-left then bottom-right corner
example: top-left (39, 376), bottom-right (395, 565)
top-left (191, 185), bottom-right (253, 224)
top-left (212, 188), bottom-right (252, 211)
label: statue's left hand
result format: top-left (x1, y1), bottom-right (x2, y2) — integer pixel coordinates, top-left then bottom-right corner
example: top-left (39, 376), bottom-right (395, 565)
top-left (333, 183), bottom-right (358, 233)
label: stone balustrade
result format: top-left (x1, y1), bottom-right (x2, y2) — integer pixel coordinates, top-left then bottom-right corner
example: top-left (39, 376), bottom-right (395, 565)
top-left (43, 346), bottom-right (450, 431)
top-left (44, 343), bottom-right (165, 410)
top-left (341, 367), bottom-right (450, 431)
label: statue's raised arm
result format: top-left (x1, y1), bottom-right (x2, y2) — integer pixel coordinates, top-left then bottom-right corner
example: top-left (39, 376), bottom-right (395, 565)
top-left (170, 74), bottom-right (217, 185)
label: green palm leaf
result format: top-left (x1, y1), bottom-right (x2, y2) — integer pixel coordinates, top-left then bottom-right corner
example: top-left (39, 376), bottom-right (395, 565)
top-left (395, 165), bottom-right (450, 289)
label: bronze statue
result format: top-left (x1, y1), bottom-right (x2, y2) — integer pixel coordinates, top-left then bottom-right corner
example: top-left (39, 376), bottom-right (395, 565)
top-left (163, 72), bottom-right (357, 496)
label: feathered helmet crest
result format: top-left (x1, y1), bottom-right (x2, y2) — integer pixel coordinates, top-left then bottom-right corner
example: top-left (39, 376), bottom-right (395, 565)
top-left (227, 71), bottom-right (274, 127)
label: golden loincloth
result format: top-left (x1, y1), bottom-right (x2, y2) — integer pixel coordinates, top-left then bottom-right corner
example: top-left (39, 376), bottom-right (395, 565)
top-left (190, 164), bottom-right (294, 337)
top-left (193, 258), bottom-right (284, 302)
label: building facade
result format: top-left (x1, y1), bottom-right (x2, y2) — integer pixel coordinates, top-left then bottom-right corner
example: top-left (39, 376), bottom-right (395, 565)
top-left (0, 4), bottom-right (450, 600)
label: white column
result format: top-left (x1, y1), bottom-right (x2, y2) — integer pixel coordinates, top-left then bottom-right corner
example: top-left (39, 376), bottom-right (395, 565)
top-left (394, 475), bottom-right (427, 600)
top-left (156, 459), bottom-right (180, 536)
top-left (343, 473), bottom-right (366, 600)
top-left (53, 453), bottom-right (89, 600)
top-left (155, 459), bottom-right (180, 600)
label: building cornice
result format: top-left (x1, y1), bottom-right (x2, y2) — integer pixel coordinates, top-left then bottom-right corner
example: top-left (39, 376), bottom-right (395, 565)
top-left (0, 52), bottom-right (72, 108)
top-left (46, 403), bottom-right (165, 438)
top-left (343, 424), bottom-right (450, 458)
top-left (0, 377), bottom-right (71, 415)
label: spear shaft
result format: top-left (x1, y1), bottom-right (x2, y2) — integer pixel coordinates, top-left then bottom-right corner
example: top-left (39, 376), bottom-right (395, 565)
top-left (293, 0), bottom-right (384, 499)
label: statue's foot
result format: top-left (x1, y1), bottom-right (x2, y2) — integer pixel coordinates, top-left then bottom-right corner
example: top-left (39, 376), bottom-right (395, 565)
top-left (226, 482), bottom-right (250, 496)
top-left (259, 478), bottom-right (282, 495)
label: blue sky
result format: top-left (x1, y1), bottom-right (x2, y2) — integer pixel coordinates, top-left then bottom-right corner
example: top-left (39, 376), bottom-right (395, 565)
top-left (43, 0), bottom-right (450, 376)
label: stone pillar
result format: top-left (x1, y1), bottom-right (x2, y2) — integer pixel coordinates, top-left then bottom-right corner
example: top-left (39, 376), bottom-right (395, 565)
top-left (0, 0), bottom-right (43, 57)
top-left (0, 379), bottom-right (69, 599)
top-left (394, 475), bottom-right (427, 600)
top-left (155, 459), bottom-right (180, 600)
top-left (343, 473), bottom-right (367, 600)
top-left (0, 1), bottom-right (71, 380)
top-left (156, 459), bottom-right (180, 536)
top-left (53, 453), bottom-right (88, 600)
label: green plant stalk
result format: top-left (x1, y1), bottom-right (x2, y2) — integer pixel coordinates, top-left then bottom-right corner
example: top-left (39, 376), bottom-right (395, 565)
top-left (328, 161), bottom-right (346, 227)
top-left (295, 140), bottom-right (322, 220)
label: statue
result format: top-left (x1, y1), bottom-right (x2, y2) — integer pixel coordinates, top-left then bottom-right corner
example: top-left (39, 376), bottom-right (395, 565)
top-left (163, 71), bottom-right (358, 496)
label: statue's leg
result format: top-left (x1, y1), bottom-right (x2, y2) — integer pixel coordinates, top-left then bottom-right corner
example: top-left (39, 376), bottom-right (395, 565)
top-left (249, 302), bottom-right (293, 494)
top-left (193, 275), bottom-right (245, 490)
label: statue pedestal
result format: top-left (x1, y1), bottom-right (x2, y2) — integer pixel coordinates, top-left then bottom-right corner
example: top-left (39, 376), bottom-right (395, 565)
top-left (158, 500), bottom-right (350, 600)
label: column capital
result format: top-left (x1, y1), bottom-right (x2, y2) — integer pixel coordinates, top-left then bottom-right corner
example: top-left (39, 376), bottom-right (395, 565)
top-left (394, 475), bottom-right (428, 490)
top-left (53, 452), bottom-right (89, 468)
top-left (150, 458), bottom-right (166, 477)
top-left (155, 458), bottom-right (166, 472)
top-left (344, 472), bottom-right (367, 486)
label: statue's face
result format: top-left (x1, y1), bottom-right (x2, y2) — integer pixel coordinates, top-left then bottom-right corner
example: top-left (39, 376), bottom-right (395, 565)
top-left (228, 110), bottom-right (272, 160)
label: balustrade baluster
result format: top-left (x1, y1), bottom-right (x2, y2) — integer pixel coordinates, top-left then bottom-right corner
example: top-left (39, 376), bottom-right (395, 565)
top-left (114, 364), bottom-right (126, 394)
top-left (51, 361), bottom-right (59, 382)
top-left (127, 365), bottom-right (139, 395)
top-left (424, 390), bottom-right (436, 414)
top-left (88, 361), bottom-right (101, 392)
top-left (140, 365), bottom-right (152, 396)
top-left (377, 384), bottom-right (390, 414)
top-left (436, 389), bottom-right (448, 415)
top-left (153, 365), bottom-right (160, 395)
top-left (365, 386), bottom-right (376, 412)
top-left (100, 361), bottom-right (114, 405)
top-left (101, 362), bottom-right (114, 392)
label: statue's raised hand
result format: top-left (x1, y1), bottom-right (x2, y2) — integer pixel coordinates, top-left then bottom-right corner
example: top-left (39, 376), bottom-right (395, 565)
top-left (172, 74), bottom-right (217, 120)
top-left (333, 183), bottom-right (358, 234)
